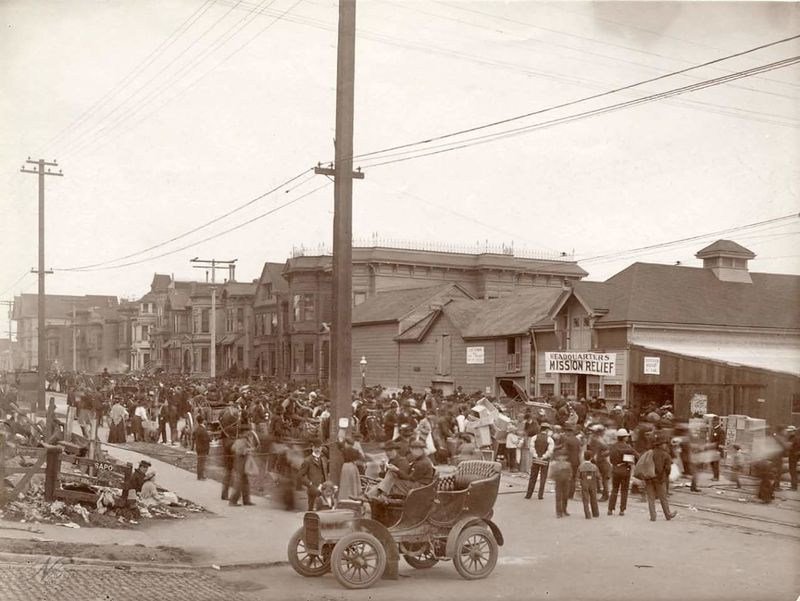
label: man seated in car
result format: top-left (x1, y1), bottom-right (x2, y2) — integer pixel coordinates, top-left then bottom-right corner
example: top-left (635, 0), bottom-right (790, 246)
top-left (369, 439), bottom-right (434, 499)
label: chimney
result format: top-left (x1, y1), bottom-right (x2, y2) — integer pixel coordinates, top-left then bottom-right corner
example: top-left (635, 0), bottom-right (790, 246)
top-left (695, 239), bottom-right (755, 283)
top-left (229, 264), bottom-right (236, 282)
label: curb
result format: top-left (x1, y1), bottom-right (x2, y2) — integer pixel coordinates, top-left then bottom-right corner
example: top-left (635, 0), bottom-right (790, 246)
top-left (206, 560), bottom-right (289, 571)
top-left (0, 551), bottom-right (195, 571)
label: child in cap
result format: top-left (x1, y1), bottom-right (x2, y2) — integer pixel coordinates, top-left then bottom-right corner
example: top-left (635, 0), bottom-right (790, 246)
top-left (578, 450), bottom-right (600, 519)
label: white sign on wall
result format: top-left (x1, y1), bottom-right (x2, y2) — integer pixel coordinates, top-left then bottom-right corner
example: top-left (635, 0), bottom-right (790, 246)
top-left (690, 393), bottom-right (708, 415)
top-left (466, 346), bottom-right (485, 365)
top-left (643, 357), bottom-right (661, 375)
top-left (545, 352), bottom-right (616, 376)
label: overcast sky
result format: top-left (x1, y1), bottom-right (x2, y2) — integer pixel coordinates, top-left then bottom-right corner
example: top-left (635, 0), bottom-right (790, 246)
top-left (1, 0), bottom-right (798, 306)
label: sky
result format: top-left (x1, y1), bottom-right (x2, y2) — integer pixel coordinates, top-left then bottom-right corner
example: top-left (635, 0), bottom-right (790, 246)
top-left (1, 0), bottom-right (798, 312)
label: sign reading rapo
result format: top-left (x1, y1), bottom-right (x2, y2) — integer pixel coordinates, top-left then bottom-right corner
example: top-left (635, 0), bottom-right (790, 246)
top-left (545, 352), bottom-right (616, 376)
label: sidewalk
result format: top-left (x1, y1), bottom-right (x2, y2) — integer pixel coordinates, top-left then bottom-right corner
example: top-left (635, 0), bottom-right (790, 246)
top-left (1, 441), bottom-right (302, 567)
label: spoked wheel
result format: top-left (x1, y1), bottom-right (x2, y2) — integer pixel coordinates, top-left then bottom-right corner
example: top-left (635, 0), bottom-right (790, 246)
top-left (331, 532), bottom-right (387, 589)
top-left (452, 525), bottom-right (498, 580)
top-left (287, 528), bottom-right (330, 577)
top-left (402, 542), bottom-right (439, 569)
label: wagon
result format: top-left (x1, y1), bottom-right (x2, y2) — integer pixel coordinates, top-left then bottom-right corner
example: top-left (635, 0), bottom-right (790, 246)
top-left (287, 460), bottom-right (503, 589)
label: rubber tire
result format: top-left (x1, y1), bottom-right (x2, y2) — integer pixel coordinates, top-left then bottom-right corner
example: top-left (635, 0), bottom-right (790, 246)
top-left (331, 531), bottom-right (387, 590)
top-left (452, 525), bottom-right (498, 581)
top-left (287, 527), bottom-right (330, 577)
top-left (403, 553), bottom-right (439, 569)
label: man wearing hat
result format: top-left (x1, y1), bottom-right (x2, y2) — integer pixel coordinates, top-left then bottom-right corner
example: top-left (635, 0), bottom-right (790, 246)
top-left (298, 440), bottom-right (328, 511)
top-left (376, 439), bottom-right (434, 498)
top-left (367, 440), bottom-right (410, 498)
top-left (525, 423), bottom-right (555, 500)
top-left (607, 429), bottom-right (638, 516)
top-left (125, 460), bottom-right (151, 498)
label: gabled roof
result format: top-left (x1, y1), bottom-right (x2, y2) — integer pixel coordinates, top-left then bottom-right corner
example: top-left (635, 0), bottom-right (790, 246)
top-left (395, 310), bottom-right (441, 342)
top-left (559, 262), bottom-right (800, 330)
top-left (352, 283), bottom-right (470, 325)
top-left (151, 273), bottom-right (171, 292)
top-left (255, 262), bottom-right (288, 307)
top-left (445, 288), bottom-right (564, 339)
top-left (696, 239), bottom-right (755, 259)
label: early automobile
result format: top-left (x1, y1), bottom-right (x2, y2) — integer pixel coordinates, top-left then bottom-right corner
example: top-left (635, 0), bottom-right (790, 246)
top-left (287, 460), bottom-right (504, 589)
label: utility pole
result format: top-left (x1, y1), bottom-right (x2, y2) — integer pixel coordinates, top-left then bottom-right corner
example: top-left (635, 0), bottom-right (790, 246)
top-left (314, 0), bottom-right (363, 483)
top-left (20, 158), bottom-right (62, 412)
top-left (72, 303), bottom-right (77, 372)
top-left (190, 258), bottom-right (237, 378)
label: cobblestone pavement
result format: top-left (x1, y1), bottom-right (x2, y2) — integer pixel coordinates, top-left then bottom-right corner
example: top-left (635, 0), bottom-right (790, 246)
top-left (0, 559), bottom-right (247, 601)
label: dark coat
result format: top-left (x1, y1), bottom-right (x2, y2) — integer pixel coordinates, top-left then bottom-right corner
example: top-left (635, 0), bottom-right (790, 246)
top-left (298, 454), bottom-right (328, 490)
top-left (194, 424), bottom-right (211, 455)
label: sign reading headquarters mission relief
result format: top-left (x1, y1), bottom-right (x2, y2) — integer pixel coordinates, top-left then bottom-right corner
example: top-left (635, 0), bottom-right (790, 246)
top-left (545, 352), bottom-right (617, 376)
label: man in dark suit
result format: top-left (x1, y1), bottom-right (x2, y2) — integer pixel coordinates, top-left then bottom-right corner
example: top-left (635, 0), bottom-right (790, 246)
top-left (298, 440), bottom-right (328, 510)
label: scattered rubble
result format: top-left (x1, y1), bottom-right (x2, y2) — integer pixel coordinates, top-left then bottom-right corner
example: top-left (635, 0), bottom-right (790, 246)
top-left (0, 480), bottom-right (205, 528)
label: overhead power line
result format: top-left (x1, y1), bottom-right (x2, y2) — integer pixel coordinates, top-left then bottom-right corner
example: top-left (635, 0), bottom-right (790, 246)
top-left (0, 271), bottom-right (31, 299)
top-left (351, 34), bottom-right (800, 164)
top-left (56, 181), bottom-right (331, 272)
top-left (577, 213), bottom-right (800, 264)
top-left (57, 168), bottom-right (314, 271)
top-left (32, 0), bottom-right (219, 159)
top-left (357, 54), bottom-right (800, 169)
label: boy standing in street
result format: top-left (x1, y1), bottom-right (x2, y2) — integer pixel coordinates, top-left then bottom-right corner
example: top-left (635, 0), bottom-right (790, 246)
top-left (730, 444), bottom-right (743, 489)
top-left (578, 450), bottom-right (601, 519)
top-left (550, 451), bottom-right (572, 518)
top-left (194, 415), bottom-right (210, 480)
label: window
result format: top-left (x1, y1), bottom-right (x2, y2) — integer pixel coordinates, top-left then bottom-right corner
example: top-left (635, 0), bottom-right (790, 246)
top-left (141, 325), bottom-right (149, 339)
top-left (354, 291), bottom-right (367, 306)
top-left (303, 294), bottom-right (315, 322)
top-left (605, 384), bottom-right (623, 400)
top-left (588, 382), bottom-right (601, 398)
top-left (226, 309), bottom-right (234, 333)
top-left (265, 283), bottom-right (272, 297)
top-left (143, 353), bottom-right (150, 365)
top-left (583, 316), bottom-right (591, 327)
top-left (201, 348), bottom-right (209, 372)
top-left (304, 342), bottom-right (315, 373)
top-left (267, 344), bottom-right (277, 376)
top-left (237, 346), bottom-right (244, 365)
top-left (560, 381), bottom-right (576, 397)
top-left (292, 294), bottom-right (315, 322)
top-left (572, 317), bottom-right (580, 328)
top-left (201, 309), bottom-right (209, 333)
top-left (271, 312), bottom-right (278, 331)
top-left (293, 344), bottom-right (304, 373)
top-left (539, 383), bottom-right (555, 398)
top-left (236, 308), bottom-right (244, 331)
top-left (506, 337), bottom-right (520, 372)
top-left (293, 295), bottom-right (302, 322)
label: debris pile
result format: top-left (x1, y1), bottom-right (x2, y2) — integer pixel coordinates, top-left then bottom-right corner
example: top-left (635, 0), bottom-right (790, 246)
top-left (0, 480), bottom-right (204, 528)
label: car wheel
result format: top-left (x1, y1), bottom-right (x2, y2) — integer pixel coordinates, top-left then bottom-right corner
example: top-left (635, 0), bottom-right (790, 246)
top-left (452, 525), bottom-right (498, 580)
top-left (402, 542), bottom-right (438, 569)
top-left (331, 532), bottom-right (387, 589)
top-left (287, 527), bottom-right (330, 577)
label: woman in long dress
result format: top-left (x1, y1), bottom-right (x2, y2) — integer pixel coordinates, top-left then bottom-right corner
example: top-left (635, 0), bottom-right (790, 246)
top-left (338, 438), bottom-right (362, 501)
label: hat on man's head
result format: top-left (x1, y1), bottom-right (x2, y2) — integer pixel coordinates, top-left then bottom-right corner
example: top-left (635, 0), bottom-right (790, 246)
top-left (310, 438), bottom-right (324, 448)
top-left (540, 423), bottom-right (551, 430)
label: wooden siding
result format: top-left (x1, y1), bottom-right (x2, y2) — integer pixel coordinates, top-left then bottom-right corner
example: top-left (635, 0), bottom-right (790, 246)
top-left (352, 322), bottom-right (402, 389)
top-left (629, 346), bottom-right (800, 426)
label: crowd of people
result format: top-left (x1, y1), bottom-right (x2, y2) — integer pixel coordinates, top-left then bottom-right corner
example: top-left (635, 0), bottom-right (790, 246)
top-left (2, 369), bottom-right (797, 515)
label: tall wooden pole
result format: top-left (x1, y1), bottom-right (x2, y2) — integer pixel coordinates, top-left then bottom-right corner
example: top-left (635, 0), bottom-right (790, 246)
top-left (20, 159), bottom-right (61, 412)
top-left (329, 0), bottom-right (357, 483)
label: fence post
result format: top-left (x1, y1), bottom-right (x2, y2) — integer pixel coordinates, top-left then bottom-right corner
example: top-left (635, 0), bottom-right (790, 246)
top-left (44, 444), bottom-right (62, 501)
